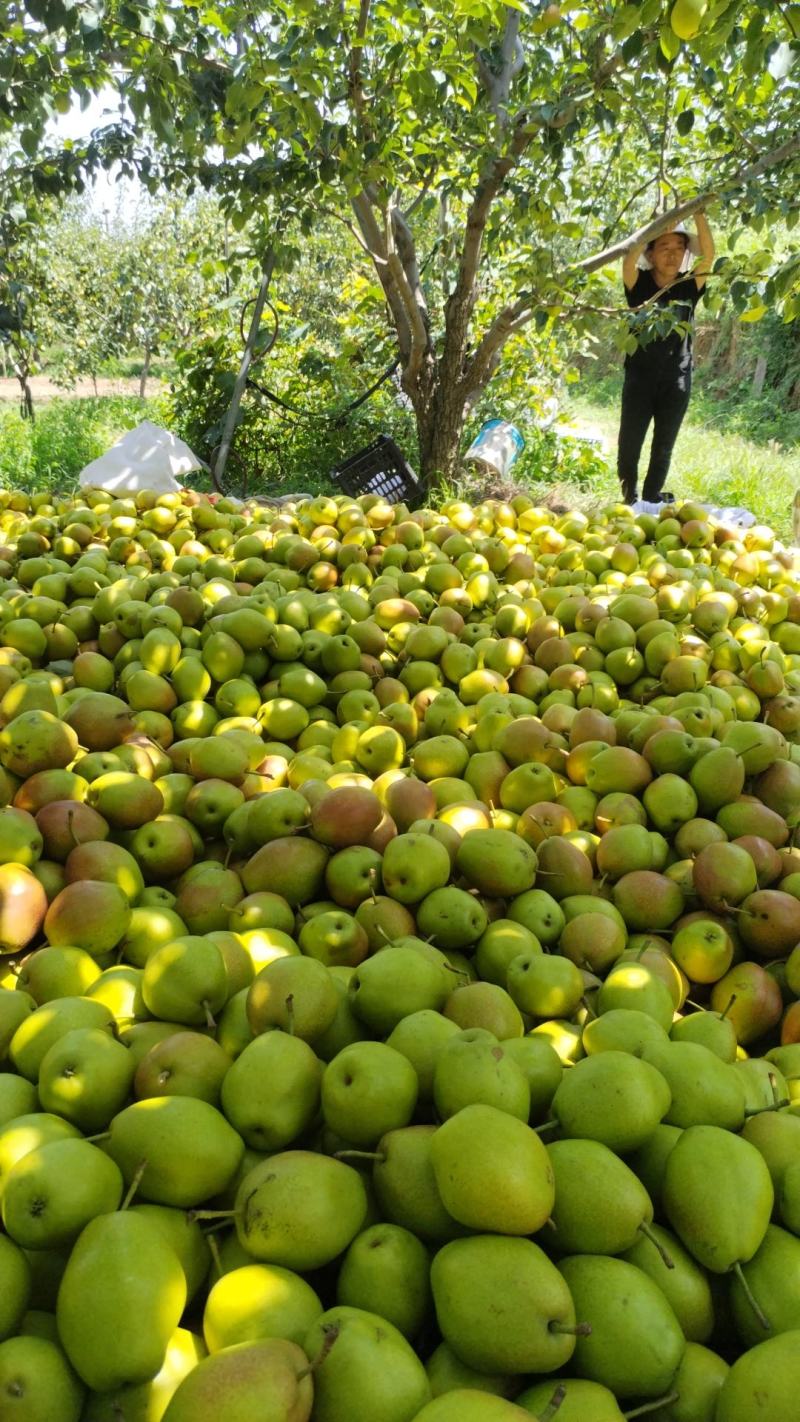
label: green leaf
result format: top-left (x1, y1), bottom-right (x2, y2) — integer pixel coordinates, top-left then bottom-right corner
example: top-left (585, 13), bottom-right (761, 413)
top-left (740, 305), bottom-right (767, 323)
top-left (676, 108), bottom-right (694, 135)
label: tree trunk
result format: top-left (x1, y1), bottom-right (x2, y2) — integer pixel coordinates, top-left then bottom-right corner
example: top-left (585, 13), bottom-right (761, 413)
top-left (15, 362), bottom-right (34, 421)
top-left (139, 343), bottom-right (152, 399)
top-left (415, 378), bottom-right (466, 492)
top-left (212, 248), bottom-right (276, 493)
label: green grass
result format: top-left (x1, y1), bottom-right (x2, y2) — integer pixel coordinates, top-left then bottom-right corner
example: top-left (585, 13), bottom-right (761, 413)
top-left (0, 396), bottom-right (167, 491)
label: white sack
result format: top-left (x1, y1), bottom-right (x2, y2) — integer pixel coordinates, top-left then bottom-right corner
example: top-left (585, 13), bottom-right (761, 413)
top-left (78, 421), bottom-right (204, 494)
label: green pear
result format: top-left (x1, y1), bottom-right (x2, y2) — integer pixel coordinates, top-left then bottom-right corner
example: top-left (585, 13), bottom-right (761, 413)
top-left (104, 1097), bottom-right (244, 1208)
top-left (729, 1223), bottom-right (800, 1345)
top-left (425, 1341), bottom-right (515, 1400)
top-left (2, 1138), bottom-right (123, 1250)
top-left (373, 1127), bottom-right (461, 1244)
top-left (670, 1010), bottom-right (737, 1062)
top-left (303, 1305), bottom-right (431, 1422)
top-left (516, 1378), bottom-right (625, 1420)
top-left (664, 1124), bottom-right (773, 1274)
top-left (735, 1057), bottom-right (788, 1115)
top-left (500, 1036), bottom-right (562, 1121)
top-left (628, 1123), bottom-right (683, 1216)
top-left (641, 1040), bottom-right (746, 1131)
top-left (622, 1222), bottom-right (715, 1343)
top-left (551, 1050), bottom-right (671, 1151)
top-left (0, 988), bottom-right (36, 1062)
top-left (337, 1223), bottom-right (431, 1339)
top-left (0, 1113), bottom-right (82, 1198)
top-left (507, 888), bottom-right (565, 946)
top-left (56, 1212), bottom-right (186, 1391)
top-left (430, 1235), bottom-right (580, 1374)
top-left (430, 1104), bottom-right (554, 1235)
top-left (221, 1031), bottom-right (321, 1152)
top-left (233, 1151), bottom-right (368, 1269)
top-left (0, 1233), bottom-right (31, 1340)
top-left (9, 996), bottom-right (113, 1082)
top-left (415, 886), bottom-right (488, 951)
top-left (142, 936), bottom-right (228, 1027)
top-left (455, 828), bottom-right (537, 897)
top-left (322, 1041), bottom-right (418, 1147)
top-left (15, 945), bottom-right (101, 1003)
top-left (559, 1253), bottom-right (685, 1399)
top-left (161, 1338), bottom-right (313, 1422)
top-left (715, 1329), bottom-right (800, 1422)
top-left (386, 1010), bottom-right (460, 1099)
top-left (433, 1029), bottom-right (530, 1122)
top-left (0, 1334), bottom-right (84, 1422)
top-left (203, 1263), bottom-right (321, 1352)
top-left (381, 832), bottom-right (451, 903)
top-left (583, 1008), bottom-right (669, 1057)
top-left (79, 1328), bottom-right (207, 1421)
top-left (348, 947), bottom-right (449, 1034)
top-left (37, 1026), bottom-right (135, 1132)
top-left (506, 952), bottom-right (584, 1019)
top-left (0, 1073), bottom-right (38, 1127)
top-left (129, 1204), bottom-right (211, 1304)
top-left (547, 1138), bottom-right (660, 1257)
top-left (742, 1110), bottom-right (800, 1198)
top-left (412, 1395), bottom-right (532, 1422)
top-left (474, 918), bottom-right (542, 988)
top-left (246, 955), bottom-right (339, 1041)
top-left (596, 962), bottom-right (676, 1030)
top-left (645, 1341), bottom-right (728, 1422)
top-left (312, 975), bottom-right (368, 1062)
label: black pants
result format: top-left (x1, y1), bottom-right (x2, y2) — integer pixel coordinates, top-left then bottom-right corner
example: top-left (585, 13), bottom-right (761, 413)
top-left (617, 366), bottom-right (691, 502)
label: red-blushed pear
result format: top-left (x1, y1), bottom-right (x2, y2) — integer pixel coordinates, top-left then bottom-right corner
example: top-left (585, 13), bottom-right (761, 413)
top-left (710, 962), bottom-right (784, 1045)
top-left (63, 839), bottom-right (144, 902)
top-left (354, 895), bottom-right (416, 952)
top-left (0, 863), bottom-right (48, 955)
top-left (533, 837), bottom-right (592, 900)
top-left (34, 800), bottom-right (109, 862)
top-left (732, 834), bottom-right (783, 887)
top-left (385, 775), bottom-right (436, 831)
top-left (247, 954), bottom-right (339, 1042)
top-left (737, 889), bottom-right (800, 959)
top-left (160, 1338), bottom-right (313, 1422)
top-left (12, 767), bottom-right (87, 814)
top-left (612, 870), bottom-right (684, 932)
top-left (131, 815), bottom-right (197, 881)
top-left (86, 770), bottom-right (164, 829)
top-left (692, 841), bottom-right (758, 912)
top-left (559, 911), bottom-right (626, 974)
top-left (44, 880), bottom-right (131, 956)
top-left (63, 691), bottom-right (135, 750)
top-left (135, 1031), bottom-right (232, 1106)
top-left (310, 786), bottom-right (383, 849)
top-left (241, 836), bottom-right (329, 905)
top-left (0, 710), bottom-right (79, 778)
top-left (174, 866), bottom-right (243, 935)
top-left (717, 796), bottom-right (789, 848)
top-left (366, 810), bottom-right (397, 852)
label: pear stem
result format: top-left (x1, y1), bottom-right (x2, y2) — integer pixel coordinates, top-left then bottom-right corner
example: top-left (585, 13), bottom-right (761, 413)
top-left (333, 1149), bottom-right (385, 1163)
top-left (733, 1261), bottom-right (771, 1331)
top-left (285, 994), bottom-right (295, 1036)
top-left (296, 1323), bottom-right (341, 1380)
top-left (120, 1158), bottom-right (148, 1211)
top-left (744, 1099), bottom-right (790, 1117)
top-left (202, 1000), bottom-right (217, 1030)
top-left (639, 1221), bottom-right (675, 1269)
top-left (207, 1232), bottom-right (223, 1278)
top-left (533, 1119), bottom-right (559, 1135)
top-left (720, 993), bottom-right (737, 1022)
top-left (537, 1386), bottom-right (566, 1421)
top-left (548, 1320), bottom-right (592, 1336)
top-left (188, 1207), bottom-right (239, 1222)
top-left (84, 1131), bottom-right (111, 1144)
top-left (625, 1395), bottom-right (680, 1419)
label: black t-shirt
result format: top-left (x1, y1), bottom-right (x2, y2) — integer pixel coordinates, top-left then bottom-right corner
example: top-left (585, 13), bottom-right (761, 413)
top-left (624, 269), bottom-right (702, 377)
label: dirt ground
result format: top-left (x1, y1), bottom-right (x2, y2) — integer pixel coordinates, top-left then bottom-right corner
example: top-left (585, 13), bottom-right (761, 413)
top-left (0, 376), bottom-right (159, 402)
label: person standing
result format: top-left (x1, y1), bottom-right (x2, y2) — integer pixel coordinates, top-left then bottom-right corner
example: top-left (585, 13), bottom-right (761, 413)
top-left (617, 210), bottom-right (715, 505)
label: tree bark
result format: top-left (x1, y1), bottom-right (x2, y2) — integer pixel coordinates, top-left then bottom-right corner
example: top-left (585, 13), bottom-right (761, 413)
top-left (139, 343), bottom-right (151, 399)
top-left (212, 247), bottom-right (276, 492)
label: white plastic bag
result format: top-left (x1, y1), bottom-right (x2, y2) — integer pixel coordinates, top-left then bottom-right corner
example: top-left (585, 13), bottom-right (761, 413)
top-left (78, 421), bottom-right (204, 494)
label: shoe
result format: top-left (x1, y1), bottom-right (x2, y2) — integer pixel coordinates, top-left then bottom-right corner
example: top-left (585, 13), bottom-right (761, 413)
top-left (657, 490), bottom-right (675, 503)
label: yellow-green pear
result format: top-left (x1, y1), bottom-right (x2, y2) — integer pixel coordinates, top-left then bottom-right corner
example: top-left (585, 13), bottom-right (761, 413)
top-left (56, 1212), bottom-right (186, 1391)
top-left (551, 1050), bottom-right (671, 1151)
top-left (425, 1342), bottom-right (515, 1400)
top-left (373, 1126), bottom-right (462, 1244)
top-left (2, 1138), bottom-right (123, 1250)
top-left (715, 1329), bottom-right (800, 1421)
top-left (80, 1326), bottom-right (207, 1422)
top-left (303, 1305), bottom-right (431, 1422)
top-left (430, 1104), bottom-right (554, 1234)
top-left (430, 1235), bottom-right (579, 1374)
top-left (559, 1254), bottom-right (685, 1399)
top-left (0, 1334), bottom-right (84, 1422)
top-left (220, 1031), bottom-right (322, 1152)
top-left (161, 1338), bottom-right (312, 1422)
top-left (663, 1124), bottom-right (773, 1274)
top-left (128, 1204), bottom-right (211, 1304)
top-left (336, 1223), bottom-right (430, 1339)
top-left (233, 1151), bottom-right (368, 1269)
top-left (516, 1378), bottom-right (625, 1419)
top-left (104, 1097), bottom-right (244, 1208)
top-left (204, 1263), bottom-right (322, 1352)
top-left (647, 1341), bottom-right (728, 1422)
top-left (641, 1040), bottom-right (746, 1131)
top-left (729, 1223), bottom-right (800, 1345)
top-left (547, 1138), bottom-right (660, 1257)
top-left (397, 1389), bottom-right (531, 1421)
top-left (622, 1222), bottom-right (715, 1343)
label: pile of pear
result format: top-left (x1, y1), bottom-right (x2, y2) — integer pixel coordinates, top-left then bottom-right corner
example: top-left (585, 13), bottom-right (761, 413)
top-left (0, 482), bottom-right (799, 1421)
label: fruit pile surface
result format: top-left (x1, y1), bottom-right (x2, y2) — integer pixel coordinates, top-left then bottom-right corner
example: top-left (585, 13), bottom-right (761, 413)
top-left (0, 484), bottom-right (800, 1422)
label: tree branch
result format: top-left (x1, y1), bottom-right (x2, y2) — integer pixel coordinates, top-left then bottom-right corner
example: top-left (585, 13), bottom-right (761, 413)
top-left (350, 188), bottom-right (412, 358)
top-left (475, 8), bottom-right (524, 129)
top-left (386, 192), bottom-right (428, 383)
top-left (346, 0), bottom-right (372, 141)
top-left (574, 130), bottom-right (800, 276)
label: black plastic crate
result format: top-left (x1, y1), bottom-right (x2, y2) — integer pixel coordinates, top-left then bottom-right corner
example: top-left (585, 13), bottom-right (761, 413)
top-left (331, 435), bottom-right (422, 506)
